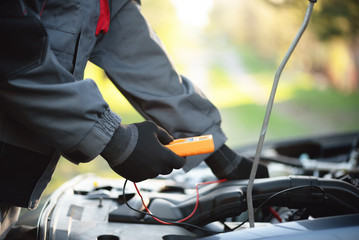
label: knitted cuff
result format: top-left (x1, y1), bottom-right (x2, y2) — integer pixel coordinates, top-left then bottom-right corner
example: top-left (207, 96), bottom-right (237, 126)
top-left (63, 109), bottom-right (121, 163)
top-left (101, 123), bottom-right (138, 167)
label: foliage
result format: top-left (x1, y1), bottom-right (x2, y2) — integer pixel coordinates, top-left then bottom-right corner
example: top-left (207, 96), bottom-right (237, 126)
top-left (208, 0), bottom-right (359, 92)
top-left (309, 0), bottom-right (359, 41)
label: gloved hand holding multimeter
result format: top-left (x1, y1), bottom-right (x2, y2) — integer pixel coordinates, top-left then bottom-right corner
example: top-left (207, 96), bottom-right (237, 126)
top-left (101, 121), bottom-right (214, 182)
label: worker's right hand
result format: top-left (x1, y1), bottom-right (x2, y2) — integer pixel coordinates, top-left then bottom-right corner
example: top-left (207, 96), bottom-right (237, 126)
top-left (101, 121), bottom-right (186, 182)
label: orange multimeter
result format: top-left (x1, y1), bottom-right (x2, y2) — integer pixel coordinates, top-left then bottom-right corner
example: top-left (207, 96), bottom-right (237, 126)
top-left (165, 135), bottom-right (215, 157)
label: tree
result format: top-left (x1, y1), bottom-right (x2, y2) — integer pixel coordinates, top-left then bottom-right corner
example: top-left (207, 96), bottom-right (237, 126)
top-left (311, 0), bottom-right (359, 90)
top-left (280, 0), bottom-right (359, 91)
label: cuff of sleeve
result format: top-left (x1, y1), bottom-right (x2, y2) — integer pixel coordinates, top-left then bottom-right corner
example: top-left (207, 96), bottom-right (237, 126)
top-left (63, 109), bottom-right (121, 163)
top-left (101, 123), bottom-right (138, 167)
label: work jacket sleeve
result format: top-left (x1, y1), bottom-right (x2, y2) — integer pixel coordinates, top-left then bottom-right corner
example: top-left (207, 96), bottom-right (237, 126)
top-left (0, 14), bottom-right (121, 163)
top-left (90, 0), bottom-right (227, 171)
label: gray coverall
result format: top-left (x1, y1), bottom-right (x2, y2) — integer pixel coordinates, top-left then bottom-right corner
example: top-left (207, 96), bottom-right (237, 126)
top-left (0, 0), bottom-right (227, 237)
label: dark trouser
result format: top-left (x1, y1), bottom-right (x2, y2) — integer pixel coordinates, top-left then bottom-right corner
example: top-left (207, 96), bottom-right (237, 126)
top-left (0, 140), bottom-right (54, 240)
top-left (0, 141), bottom-right (53, 208)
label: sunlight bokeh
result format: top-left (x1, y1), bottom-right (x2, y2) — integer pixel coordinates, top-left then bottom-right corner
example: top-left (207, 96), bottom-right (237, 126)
top-left (171, 0), bottom-right (214, 28)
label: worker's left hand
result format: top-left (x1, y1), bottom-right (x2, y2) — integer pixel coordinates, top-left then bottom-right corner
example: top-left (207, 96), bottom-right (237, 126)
top-left (102, 121), bottom-right (186, 182)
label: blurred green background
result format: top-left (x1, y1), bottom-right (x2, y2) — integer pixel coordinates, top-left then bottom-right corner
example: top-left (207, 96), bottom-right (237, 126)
top-left (46, 0), bottom-right (359, 195)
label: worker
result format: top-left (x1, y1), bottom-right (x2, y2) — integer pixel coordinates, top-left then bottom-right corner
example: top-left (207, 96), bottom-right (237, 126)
top-left (0, 0), bottom-right (268, 239)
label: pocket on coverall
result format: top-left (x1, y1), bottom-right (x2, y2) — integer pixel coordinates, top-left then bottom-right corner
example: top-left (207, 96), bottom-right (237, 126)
top-left (0, 16), bottom-right (48, 81)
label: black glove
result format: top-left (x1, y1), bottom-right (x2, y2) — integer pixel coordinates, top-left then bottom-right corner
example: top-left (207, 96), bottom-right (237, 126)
top-left (205, 144), bottom-right (269, 180)
top-left (101, 121), bottom-right (186, 182)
